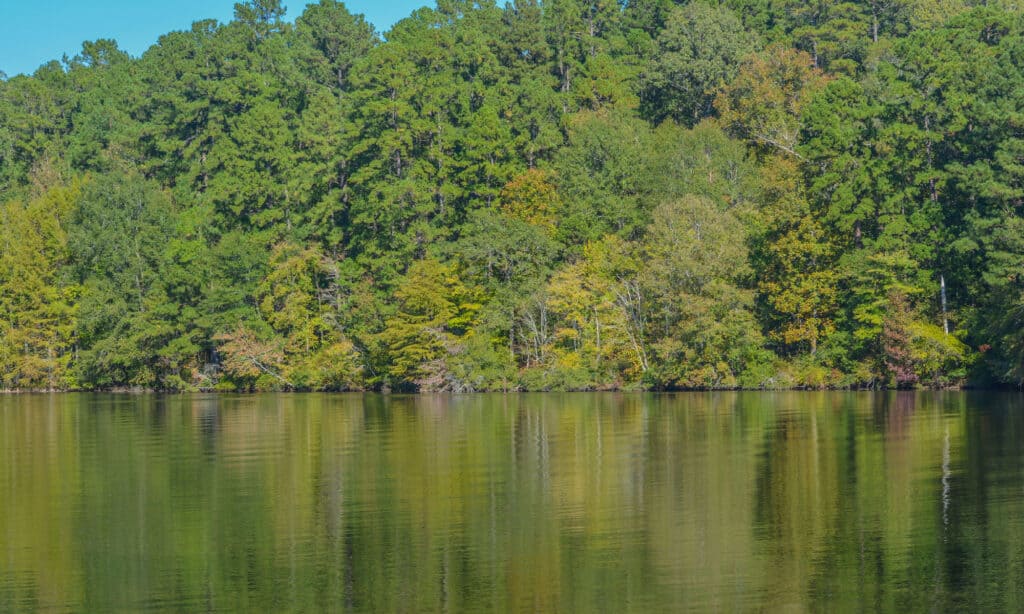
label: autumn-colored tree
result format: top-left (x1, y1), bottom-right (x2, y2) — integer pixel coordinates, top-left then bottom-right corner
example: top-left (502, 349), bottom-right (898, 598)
top-left (216, 242), bottom-right (364, 390)
top-left (545, 235), bottom-right (647, 386)
top-left (882, 290), bottom-right (919, 388)
top-left (0, 183), bottom-right (80, 390)
top-left (380, 259), bottom-right (484, 391)
top-left (215, 325), bottom-right (290, 389)
top-left (499, 168), bottom-right (560, 231)
top-left (714, 44), bottom-right (830, 158)
top-left (755, 156), bottom-right (838, 356)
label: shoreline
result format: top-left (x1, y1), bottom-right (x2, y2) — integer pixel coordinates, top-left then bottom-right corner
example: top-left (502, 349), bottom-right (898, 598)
top-left (3, 386), bottom-right (1010, 395)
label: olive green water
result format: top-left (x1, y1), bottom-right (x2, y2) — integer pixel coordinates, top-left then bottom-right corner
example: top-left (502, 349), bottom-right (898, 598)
top-left (2, 392), bottom-right (1024, 612)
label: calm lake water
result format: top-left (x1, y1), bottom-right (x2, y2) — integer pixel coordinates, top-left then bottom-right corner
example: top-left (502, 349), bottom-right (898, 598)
top-left (2, 392), bottom-right (1024, 612)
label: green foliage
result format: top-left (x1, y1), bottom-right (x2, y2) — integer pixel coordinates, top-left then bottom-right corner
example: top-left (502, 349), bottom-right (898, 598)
top-left (641, 196), bottom-right (771, 388)
top-left (554, 111), bottom-right (657, 245)
top-left (293, 0), bottom-right (378, 90)
top-left (67, 173), bottom-right (192, 389)
top-left (642, 2), bottom-right (760, 125)
top-left (1, 1), bottom-right (1020, 390)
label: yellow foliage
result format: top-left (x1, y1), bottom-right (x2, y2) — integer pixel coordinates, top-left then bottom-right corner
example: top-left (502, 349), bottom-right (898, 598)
top-left (499, 169), bottom-right (559, 231)
top-left (0, 181), bottom-right (83, 389)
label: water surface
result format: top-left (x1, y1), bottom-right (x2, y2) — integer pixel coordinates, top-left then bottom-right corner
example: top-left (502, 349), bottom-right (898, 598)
top-left (2, 392), bottom-right (1024, 612)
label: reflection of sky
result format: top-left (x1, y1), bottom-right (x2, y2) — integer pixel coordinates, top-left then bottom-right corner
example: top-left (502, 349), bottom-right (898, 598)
top-left (1, 0), bottom-right (428, 77)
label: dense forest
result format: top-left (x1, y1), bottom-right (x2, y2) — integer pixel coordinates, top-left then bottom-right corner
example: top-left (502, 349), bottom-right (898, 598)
top-left (1, 0), bottom-right (1023, 391)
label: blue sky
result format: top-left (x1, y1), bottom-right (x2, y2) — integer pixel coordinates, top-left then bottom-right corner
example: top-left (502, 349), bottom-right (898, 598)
top-left (1, 1), bottom-right (428, 77)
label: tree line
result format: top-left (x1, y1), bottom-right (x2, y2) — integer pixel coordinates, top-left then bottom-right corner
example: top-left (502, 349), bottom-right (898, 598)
top-left (1, 0), bottom-right (1022, 391)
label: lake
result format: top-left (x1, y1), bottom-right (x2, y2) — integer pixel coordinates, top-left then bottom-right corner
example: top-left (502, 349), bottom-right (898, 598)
top-left (2, 392), bottom-right (1024, 612)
